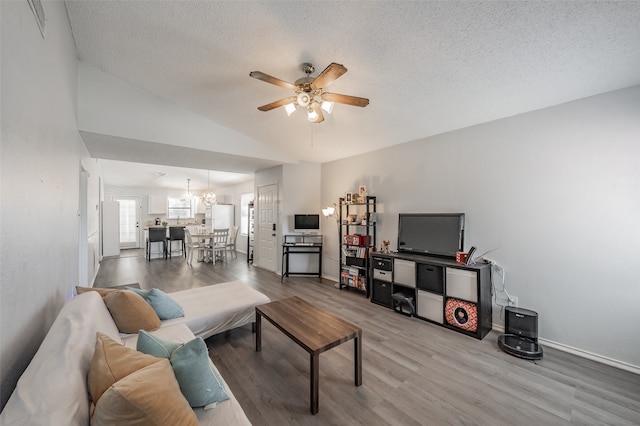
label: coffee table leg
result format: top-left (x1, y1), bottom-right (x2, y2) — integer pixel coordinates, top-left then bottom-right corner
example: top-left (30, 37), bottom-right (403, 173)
top-left (255, 312), bottom-right (262, 352)
top-left (355, 333), bottom-right (362, 386)
top-left (310, 353), bottom-right (319, 414)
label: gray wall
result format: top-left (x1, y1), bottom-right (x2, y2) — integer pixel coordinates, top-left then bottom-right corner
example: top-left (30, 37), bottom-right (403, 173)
top-left (0, 1), bottom-right (100, 408)
top-left (322, 86), bottom-right (640, 370)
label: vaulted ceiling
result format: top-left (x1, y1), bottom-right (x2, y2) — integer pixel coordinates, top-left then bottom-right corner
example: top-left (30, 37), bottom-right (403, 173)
top-left (64, 1), bottom-right (640, 190)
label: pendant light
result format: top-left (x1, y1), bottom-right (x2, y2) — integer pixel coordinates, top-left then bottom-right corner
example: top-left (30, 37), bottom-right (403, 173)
top-left (201, 171), bottom-right (216, 207)
top-left (185, 178), bottom-right (194, 198)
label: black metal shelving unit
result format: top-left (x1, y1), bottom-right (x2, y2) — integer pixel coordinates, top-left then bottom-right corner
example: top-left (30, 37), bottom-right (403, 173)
top-left (338, 195), bottom-right (377, 297)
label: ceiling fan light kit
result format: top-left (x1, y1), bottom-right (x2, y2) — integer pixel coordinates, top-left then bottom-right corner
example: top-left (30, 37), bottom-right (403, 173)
top-left (321, 100), bottom-right (334, 114)
top-left (297, 92), bottom-right (311, 107)
top-left (250, 62), bottom-right (369, 123)
top-left (284, 102), bottom-right (296, 116)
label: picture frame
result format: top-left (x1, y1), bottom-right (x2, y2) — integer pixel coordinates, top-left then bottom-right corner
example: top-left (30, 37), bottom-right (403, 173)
top-left (358, 185), bottom-right (367, 197)
top-left (345, 192), bottom-right (352, 204)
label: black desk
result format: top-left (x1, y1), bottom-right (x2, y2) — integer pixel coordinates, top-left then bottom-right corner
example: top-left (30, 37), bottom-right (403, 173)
top-left (281, 235), bottom-right (323, 282)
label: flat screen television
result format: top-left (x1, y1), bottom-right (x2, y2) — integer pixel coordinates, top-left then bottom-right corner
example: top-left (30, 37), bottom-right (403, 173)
top-left (397, 213), bottom-right (465, 258)
top-left (294, 214), bottom-right (320, 233)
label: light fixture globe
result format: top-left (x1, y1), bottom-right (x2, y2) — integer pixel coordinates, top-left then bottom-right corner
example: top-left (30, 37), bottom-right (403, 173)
top-left (283, 102), bottom-right (296, 116)
top-left (297, 92), bottom-right (311, 107)
top-left (307, 106), bottom-right (319, 122)
top-left (321, 100), bottom-right (334, 114)
top-left (201, 192), bottom-right (216, 207)
top-left (322, 206), bottom-right (336, 217)
top-left (200, 171), bottom-right (216, 207)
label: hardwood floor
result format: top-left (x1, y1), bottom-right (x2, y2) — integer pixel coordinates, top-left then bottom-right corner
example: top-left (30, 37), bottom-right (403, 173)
top-left (94, 249), bottom-right (640, 425)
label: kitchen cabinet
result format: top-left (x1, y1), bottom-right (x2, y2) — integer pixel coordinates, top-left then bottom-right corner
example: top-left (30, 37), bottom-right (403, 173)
top-left (148, 195), bottom-right (167, 214)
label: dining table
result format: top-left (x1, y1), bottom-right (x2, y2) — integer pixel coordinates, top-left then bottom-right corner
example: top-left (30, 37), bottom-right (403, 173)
top-left (188, 232), bottom-right (214, 263)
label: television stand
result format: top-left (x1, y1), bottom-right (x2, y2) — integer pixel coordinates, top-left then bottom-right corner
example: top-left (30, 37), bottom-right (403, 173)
top-left (371, 251), bottom-right (492, 339)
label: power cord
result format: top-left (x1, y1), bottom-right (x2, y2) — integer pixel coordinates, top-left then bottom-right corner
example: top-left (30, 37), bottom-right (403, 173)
top-left (488, 260), bottom-right (510, 321)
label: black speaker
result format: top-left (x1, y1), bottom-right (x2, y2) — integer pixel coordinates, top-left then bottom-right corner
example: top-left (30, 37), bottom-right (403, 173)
top-left (505, 306), bottom-right (538, 341)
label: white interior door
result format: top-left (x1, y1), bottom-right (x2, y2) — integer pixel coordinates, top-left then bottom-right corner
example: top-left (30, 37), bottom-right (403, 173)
top-left (257, 183), bottom-right (277, 272)
top-left (113, 196), bottom-right (141, 249)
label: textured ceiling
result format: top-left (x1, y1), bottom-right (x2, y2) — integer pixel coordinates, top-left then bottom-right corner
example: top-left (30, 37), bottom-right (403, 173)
top-left (64, 1), bottom-right (640, 187)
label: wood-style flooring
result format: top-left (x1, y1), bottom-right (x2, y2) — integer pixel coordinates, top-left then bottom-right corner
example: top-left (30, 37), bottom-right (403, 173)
top-left (94, 249), bottom-right (640, 426)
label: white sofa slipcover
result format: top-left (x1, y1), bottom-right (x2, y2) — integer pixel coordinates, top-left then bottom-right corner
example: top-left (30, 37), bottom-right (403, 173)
top-left (0, 282), bottom-right (268, 425)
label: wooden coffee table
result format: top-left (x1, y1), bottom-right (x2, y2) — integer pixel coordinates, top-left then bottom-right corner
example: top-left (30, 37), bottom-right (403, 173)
top-left (255, 296), bottom-right (362, 414)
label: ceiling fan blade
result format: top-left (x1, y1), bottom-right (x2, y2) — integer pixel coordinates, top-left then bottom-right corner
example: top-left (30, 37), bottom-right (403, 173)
top-left (257, 96), bottom-right (297, 112)
top-left (322, 92), bottom-right (370, 108)
top-left (310, 103), bottom-right (324, 123)
top-left (312, 63), bottom-right (347, 90)
top-left (249, 71), bottom-right (297, 91)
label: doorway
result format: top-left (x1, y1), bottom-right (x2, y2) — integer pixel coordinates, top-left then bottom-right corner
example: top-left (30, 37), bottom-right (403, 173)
top-left (113, 196), bottom-right (141, 249)
top-left (257, 183), bottom-right (278, 272)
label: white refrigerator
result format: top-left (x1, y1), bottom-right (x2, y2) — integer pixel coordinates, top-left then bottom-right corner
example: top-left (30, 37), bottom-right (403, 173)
top-left (102, 200), bottom-right (120, 257)
top-left (205, 204), bottom-right (235, 231)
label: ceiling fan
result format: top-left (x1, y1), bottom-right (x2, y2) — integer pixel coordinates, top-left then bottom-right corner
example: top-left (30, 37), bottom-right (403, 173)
top-left (249, 62), bottom-right (369, 123)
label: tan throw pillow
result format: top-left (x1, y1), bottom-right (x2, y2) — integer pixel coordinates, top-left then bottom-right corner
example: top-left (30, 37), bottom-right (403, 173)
top-left (88, 332), bottom-right (162, 405)
top-left (91, 358), bottom-right (198, 425)
top-left (75, 286), bottom-right (117, 298)
top-left (102, 290), bottom-right (161, 334)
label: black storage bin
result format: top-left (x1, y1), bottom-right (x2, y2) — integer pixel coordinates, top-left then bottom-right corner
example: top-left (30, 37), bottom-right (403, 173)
top-left (371, 257), bottom-right (392, 271)
top-left (346, 257), bottom-right (367, 268)
top-left (417, 263), bottom-right (444, 294)
top-left (371, 279), bottom-right (393, 308)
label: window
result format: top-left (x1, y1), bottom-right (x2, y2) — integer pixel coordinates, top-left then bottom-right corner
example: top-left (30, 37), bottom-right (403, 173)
top-left (240, 192), bottom-right (254, 235)
top-left (167, 197), bottom-right (195, 219)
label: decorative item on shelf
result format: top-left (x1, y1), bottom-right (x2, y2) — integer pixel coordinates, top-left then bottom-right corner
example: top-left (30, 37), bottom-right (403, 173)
top-left (368, 212), bottom-right (378, 223)
top-left (456, 252), bottom-right (468, 264)
top-left (345, 192), bottom-right (353, 204)
top-left (343, 234), bottom-right (370, 246)
top-left (358, 185), bottom-right (367, 198)
top-left (162, 222), bottom-right (168, 227)
top-left (381, 240), bottom-right (390, 253)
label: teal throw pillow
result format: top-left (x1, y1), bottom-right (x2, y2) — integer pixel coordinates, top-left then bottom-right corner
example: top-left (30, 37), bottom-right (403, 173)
top-left (127, 288), bottom-right (184, 320)
top-left (137, 331), bottom-right (229, 408)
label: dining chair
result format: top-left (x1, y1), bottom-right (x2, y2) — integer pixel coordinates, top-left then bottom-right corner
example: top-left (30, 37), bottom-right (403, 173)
top-left (226, 225), bottom-right (239, 258)
top-left (167, 226), bottom-right (186, 258)
top-left (184, 229), bottom-right (205, 266)
top-left (206, 228), bottom-right (229, 265)
top-left (146, 227), bottom-right (167, 261)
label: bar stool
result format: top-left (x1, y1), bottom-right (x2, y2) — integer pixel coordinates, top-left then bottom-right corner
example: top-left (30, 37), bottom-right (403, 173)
top-left (147, 227), bottom-right (167, 261)
top-left (167, 226), bottom-right (186, 258)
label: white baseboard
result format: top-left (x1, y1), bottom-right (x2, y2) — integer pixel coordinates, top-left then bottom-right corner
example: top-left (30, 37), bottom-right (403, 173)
top-left (492, 324), bottom-right (640, 375)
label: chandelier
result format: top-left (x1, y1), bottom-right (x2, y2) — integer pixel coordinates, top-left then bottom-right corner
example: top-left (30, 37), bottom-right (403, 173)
top-left (200, 171), bottom-right (216, 207)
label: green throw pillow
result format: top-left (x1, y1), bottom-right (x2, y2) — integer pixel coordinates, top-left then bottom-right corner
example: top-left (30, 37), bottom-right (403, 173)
top-left (127, 288), bottom-right (184, 320)
top-left (136, 331), bottom-right (229, 408)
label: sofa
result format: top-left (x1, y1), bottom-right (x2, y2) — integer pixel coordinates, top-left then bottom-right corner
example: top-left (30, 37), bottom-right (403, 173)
top-left (0, 281), bottom-right (271, 425)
